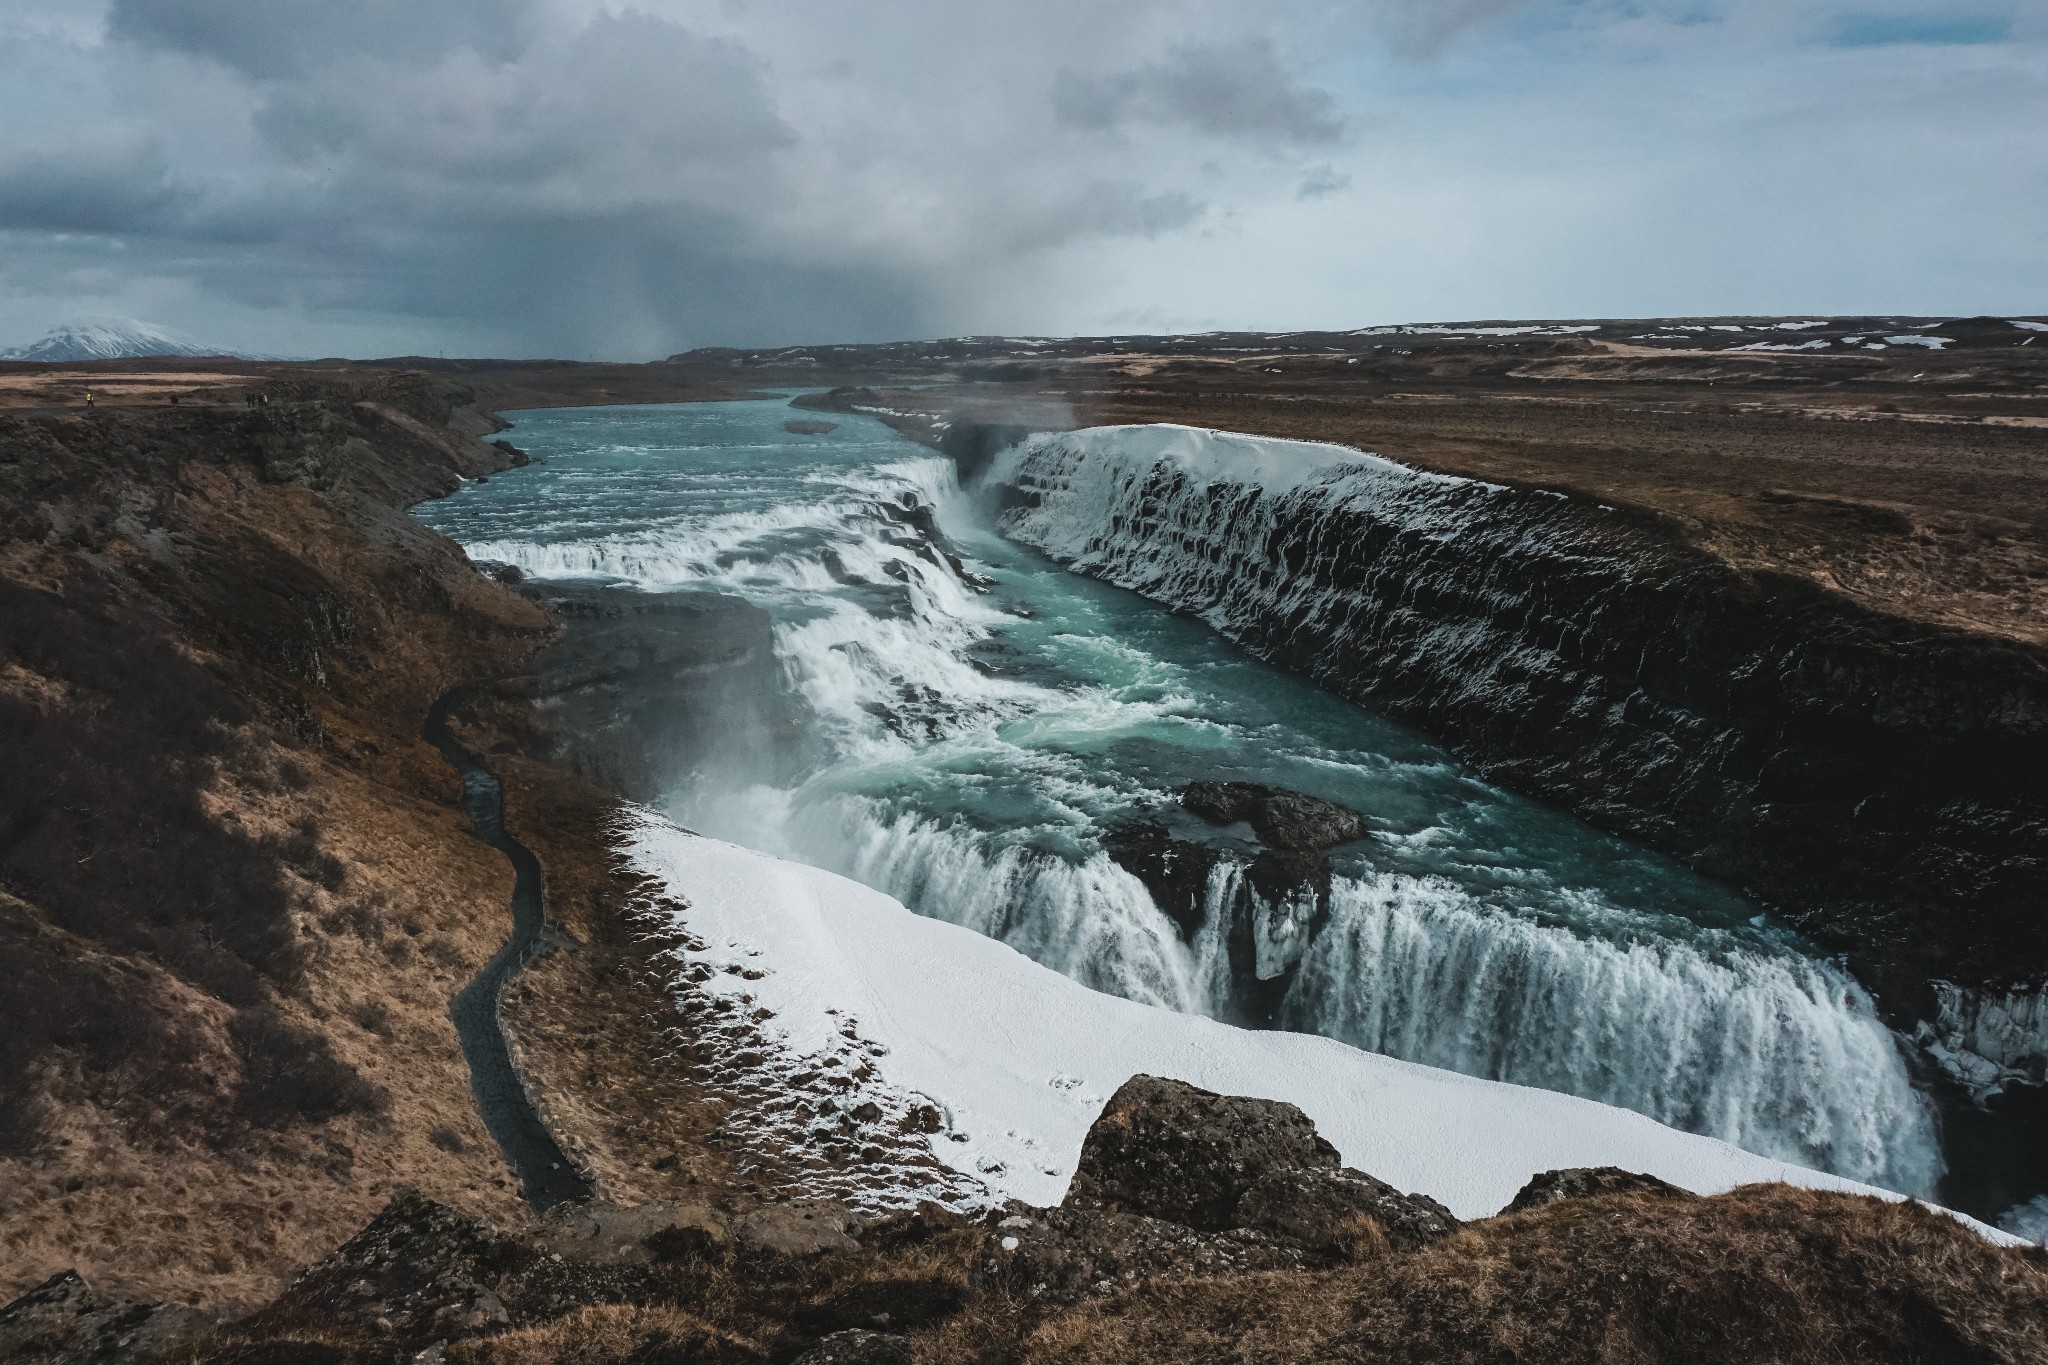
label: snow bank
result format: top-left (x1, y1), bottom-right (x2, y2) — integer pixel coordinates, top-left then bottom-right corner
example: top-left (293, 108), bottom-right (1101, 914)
top-left (624, 811), bottom-right (2023, 1243)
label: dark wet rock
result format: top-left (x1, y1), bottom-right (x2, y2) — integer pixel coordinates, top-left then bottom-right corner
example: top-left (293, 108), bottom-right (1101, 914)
top-left (489, 438), bottom-right (531, 465)
top-left (941, 421), bottom-right (1036, 484)
top-left (793, 385), bottom-right (881, 412)
top-left (974, 1207), bottom-right (1308, 1304)
top-left (820, 549), bottom-right (868, 586)
top-left (1063, 1076), bottom-right (1339, 1230)
top-left (0, 1270), bottom-right (214, 1364)
top-left (784, 418), bottom-right (838, 435)
top-left (239, 1191), bottom-right (524, 1349)
top-left (1502, 1167), bottom-right (1696, 1215)
top-left (1241, 845), bottom-right (1336, 911)
top-left (1237, 1166), bottom-right (1460, 1253)
top-left (791, 1329), bottom-right (912, 1365)
top-left (881, 493), bottom-right (939, 538)
top-left (509, 584), bottom-right (792, 800)
top-left (1101, 822), bottom-right (1222, 942)
top-left (473, 559), bottom-right (525, 585)
top-left (1181, 781), bottom-right (1368, 851)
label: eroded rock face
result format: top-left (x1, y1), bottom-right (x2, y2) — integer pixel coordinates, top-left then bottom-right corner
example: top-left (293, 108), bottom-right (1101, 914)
top-left (1181, 781), bottom-right (1368, 851)
top-left (241, 1190), bottom-right (522, 1346)
top-left (1237, 1167), bottom-right (1460, 1253)
top-left (1059, 1076), bottom-right (1464, 1268)
top-left (1002, 430), bottom-right (2048, 1003)
top-left (1502, 1166), bottom-right (1695, 1215)
top-left (0, 1271), bottom-right (213, 1364)
top-left (514, 585), bottom-right (788, 802)
top-left (1102, 783), bottom-right (1370, 985)
top-left (1063, 1076), bottom-right (1339, 1231)
top-left (1099, 822), bottom-right (1222, 942)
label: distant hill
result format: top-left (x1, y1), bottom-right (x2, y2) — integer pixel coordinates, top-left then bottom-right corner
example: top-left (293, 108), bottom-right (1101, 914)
top-left (0, 320), bottom-right (247, 362)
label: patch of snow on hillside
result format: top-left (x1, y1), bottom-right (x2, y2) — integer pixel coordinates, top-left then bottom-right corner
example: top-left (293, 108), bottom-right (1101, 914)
top-left (1733, 339), bottom-right (1831, 352)
top-left (623, 810), bottom-right (2021, 1242)
top-left (2008, 320), bottom-right (2048, 332)
top-left (1884, 335), bottom-right (1951, 349)
top-left (1776, 320), bottom-right (1830, 329)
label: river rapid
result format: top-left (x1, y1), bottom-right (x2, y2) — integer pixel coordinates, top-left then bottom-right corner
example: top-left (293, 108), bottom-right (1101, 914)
top-left (417, 396), bottom-right (1945, 1198)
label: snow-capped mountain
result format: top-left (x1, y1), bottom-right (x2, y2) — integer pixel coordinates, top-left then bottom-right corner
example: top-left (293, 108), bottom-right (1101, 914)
top-left (0, 320), bottom-right (242, 362)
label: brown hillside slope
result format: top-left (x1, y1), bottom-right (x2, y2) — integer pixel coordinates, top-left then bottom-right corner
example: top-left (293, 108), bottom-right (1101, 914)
top-left (0, 377), bottom-right (552, 1306)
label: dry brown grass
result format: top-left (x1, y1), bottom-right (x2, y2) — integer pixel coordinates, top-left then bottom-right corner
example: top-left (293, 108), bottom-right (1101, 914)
top-left (448, 1305), bottom-right (764, 1365)
top-left (0, 389), bottom-right (550, 1307)
top-left (915, 1185), bottom-right (2048, 1365)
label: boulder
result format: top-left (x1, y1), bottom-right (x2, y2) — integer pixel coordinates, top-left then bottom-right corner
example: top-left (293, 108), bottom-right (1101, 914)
top-left (736, 1201), bottom-right (862, 1257)
top-left (1063, 1076), bottom-right (1338, 1230)
top-left (1180, 781), bottom-right (1367, 851)
top-left (236, 1191), bottom-right (524, 1348)
top-left (1236, 1166), bottom-right (1460, 1254)
top-left (974, 1207), bottom-right (1309, 1304)
top-left (0, 1270), bottom-right (213, 1364)
top-left (1502, 1167), bottom-right (1695, 1215)
top-left (1100, 822), bottom-right (1223, 942)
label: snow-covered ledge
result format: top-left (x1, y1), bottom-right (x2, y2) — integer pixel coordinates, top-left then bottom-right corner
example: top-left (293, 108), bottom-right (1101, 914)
top-left (620, 808), bottom-right (2028, 1246)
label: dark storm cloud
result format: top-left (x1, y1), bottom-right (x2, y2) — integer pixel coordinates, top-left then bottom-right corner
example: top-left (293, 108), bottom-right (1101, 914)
top-left (107, 0), bottom-right (538, 77)
top-left (1054, 39), bottom-right (1345, 146)
top-left (0, 139), bottom-right (184, 233)
top-left (250, 11), bottom-right (791, 205)
top-left (5, 0), bottom-right (2042, 356)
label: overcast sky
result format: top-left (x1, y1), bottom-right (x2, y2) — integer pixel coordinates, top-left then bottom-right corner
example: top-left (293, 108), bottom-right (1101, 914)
top-left (2, 0), bottom-right (2044, 358)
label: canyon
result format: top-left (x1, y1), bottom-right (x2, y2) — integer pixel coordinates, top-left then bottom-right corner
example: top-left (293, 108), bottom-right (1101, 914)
top-left (3, 320), bottom-right (2046, 1361)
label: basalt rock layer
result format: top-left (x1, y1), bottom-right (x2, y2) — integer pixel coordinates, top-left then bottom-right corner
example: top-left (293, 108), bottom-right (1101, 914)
top-left (996, 424), bottom-right (2048, 1019)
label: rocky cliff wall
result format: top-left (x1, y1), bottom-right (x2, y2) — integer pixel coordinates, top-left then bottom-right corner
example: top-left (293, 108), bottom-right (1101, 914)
top-left (992, 425), bottom-right (2048, 1030)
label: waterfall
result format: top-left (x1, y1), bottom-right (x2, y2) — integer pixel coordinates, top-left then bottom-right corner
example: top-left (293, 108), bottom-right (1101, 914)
top-left (1285, 871), bottom-right (1940, 1192)
top-left (428, 403), bottom-right (1950, 1198)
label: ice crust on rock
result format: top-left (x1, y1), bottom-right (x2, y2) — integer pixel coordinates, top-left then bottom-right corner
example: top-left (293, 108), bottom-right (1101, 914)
top-left (623, 810), bottom-right (2022, 1243)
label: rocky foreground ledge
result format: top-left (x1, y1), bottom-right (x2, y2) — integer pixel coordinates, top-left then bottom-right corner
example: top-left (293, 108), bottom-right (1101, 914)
top-left (7, 1076), bottom-right (2043, 1364)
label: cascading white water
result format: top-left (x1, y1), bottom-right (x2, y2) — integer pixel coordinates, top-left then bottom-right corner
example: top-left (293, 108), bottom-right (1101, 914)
top-left (418, 399), bottom-right (1948, 1197)
top-left (1284, 872), bottom-right (1940, 1190)
top-left (747, 784), bottom-right (1940, 1191)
